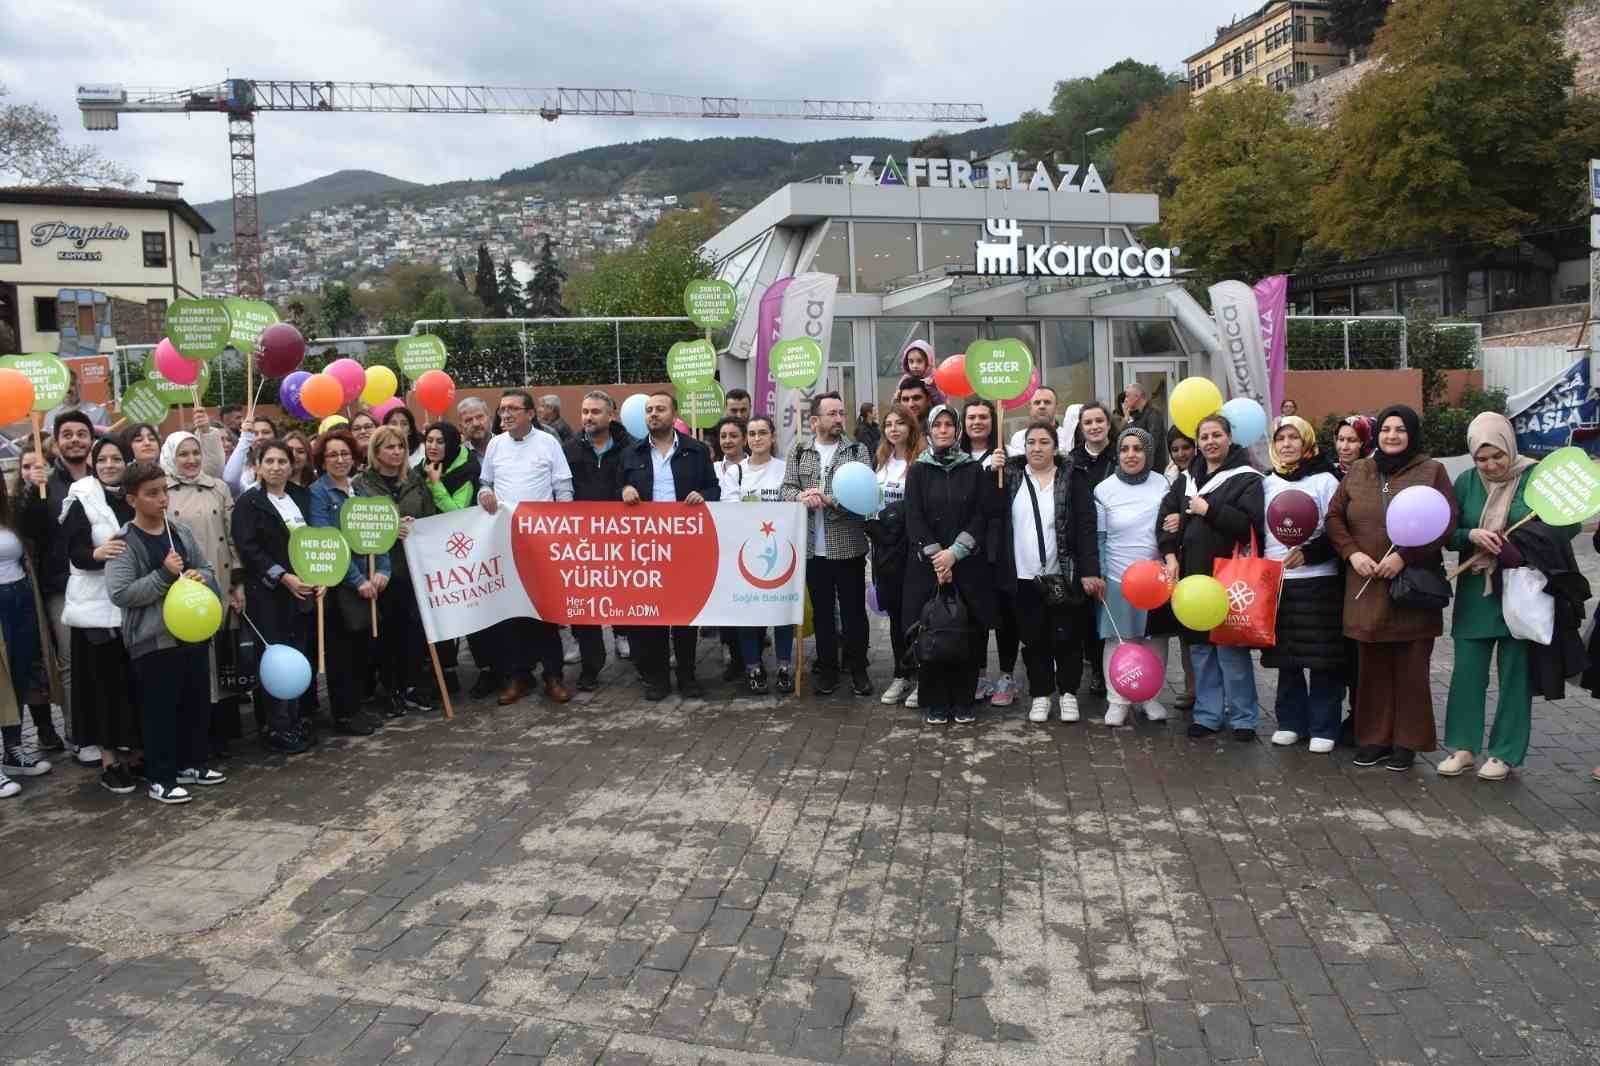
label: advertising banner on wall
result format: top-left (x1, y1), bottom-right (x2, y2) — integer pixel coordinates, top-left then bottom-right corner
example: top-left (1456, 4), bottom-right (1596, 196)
top-left (404, 502), bottom-right (808, 641)
top-left (1508, 357), bottom-right (1600, 457)
top-left (1253, 275), bottom-right (1289, 416)
top-left (752, 272), bottom-right (839, 456)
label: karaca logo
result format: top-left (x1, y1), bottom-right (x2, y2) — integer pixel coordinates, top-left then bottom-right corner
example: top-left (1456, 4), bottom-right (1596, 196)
top-left (737, 521), bottom-right (797, 590)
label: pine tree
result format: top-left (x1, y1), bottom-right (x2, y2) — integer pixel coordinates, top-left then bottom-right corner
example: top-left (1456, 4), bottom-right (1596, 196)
top-left (498, 257), bottom-right (527, 317)
top-left (473, 243), bottom-right (501, 317)
top-left (1328, 0), bottom-right (1392, 55)
top-left (525, 236), bottom-right (567, 317)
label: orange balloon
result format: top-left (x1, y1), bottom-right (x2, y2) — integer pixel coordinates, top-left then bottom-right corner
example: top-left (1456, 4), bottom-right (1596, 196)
top-left (299, 373), bottom-right (344, 419)
top-left (0, 369), bottom-right (34, 424)
top-left (1121, 559), bottom-right (1173, 611)
top-left (415, 369), bottom-right (456, 414)
top-left (933, 354), bottom-right (971, 397)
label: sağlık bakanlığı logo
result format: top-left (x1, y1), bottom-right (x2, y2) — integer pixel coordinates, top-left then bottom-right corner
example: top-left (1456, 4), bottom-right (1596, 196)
top-left (737, 521), bottom-right (797, 590)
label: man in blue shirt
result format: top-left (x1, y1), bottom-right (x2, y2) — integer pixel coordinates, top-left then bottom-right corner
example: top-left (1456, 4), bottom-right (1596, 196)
top-left (561, 390), bottom-right (633, 690)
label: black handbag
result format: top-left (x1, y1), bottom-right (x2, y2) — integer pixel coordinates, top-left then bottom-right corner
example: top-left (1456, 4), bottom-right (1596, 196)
top-left (910, 586), bottom-right (970, 666)
top-left (216, 622), bottom-right (259, 699)
top-left (1024, 472), bottom-right (1082, 606)
top-left (1390, 565), bottom-right (1452, 609)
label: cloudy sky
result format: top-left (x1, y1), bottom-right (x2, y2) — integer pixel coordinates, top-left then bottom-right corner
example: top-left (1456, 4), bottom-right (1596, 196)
top-left (2, 1), bottom-right (1226, 204)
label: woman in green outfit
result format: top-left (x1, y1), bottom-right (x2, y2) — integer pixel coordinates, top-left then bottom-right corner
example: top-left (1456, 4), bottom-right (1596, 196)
top-left (421, 422), bottom-right (482, 513)
top-left (1439, 413), bottom-right (1571, 781)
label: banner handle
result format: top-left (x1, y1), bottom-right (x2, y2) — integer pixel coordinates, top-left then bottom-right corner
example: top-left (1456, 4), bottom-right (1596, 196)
top-left (316, 595), bottom-right (326, 674)
top-left (427, 642), bottom-right (454, 720)
top-left (1445, 513), bottom-right (1537, 579)
top-left (369, 555), bottom-right (378, 637)
top-left (30, 414), bottom-right (43, 499)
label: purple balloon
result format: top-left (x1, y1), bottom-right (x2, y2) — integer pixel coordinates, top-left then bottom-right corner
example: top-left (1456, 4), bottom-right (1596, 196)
top-left (279, 370), bottom-right (312, 420)
top-left (1386, 485), bottom-right (1452, 547)
top-left (1267, 489), bottom-right (1319, 548)
top-left (867, 584), bottom-right (886, 617)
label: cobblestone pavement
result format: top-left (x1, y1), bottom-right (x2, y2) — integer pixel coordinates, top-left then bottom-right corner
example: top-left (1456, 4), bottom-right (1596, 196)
top-left (7, 548), bottom-right (1600, 1065)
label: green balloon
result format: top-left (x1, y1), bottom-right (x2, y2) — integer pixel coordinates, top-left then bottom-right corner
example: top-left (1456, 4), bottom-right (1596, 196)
top-left (770, 338), bottom-right (823, 389)
top-left (144, 355), bottom-right (211, 403)
top-left (395, 335), bottom-right (448, 379)
top-left (224, 298), bottom-right (278, 353)
top-left (1525, 447), bottom-right (1600, 526)
top-left (666, 339), bottom-right (717, 387)
top-left (289, 527), bottom-right (352, 587)
top-left (338, 496), bottom-right (400, 555)
top-left (679, 381), bottom-right (725, 430)
top-left (119, 380), bottom-right (169, 425)
top-left (0, 354), bottom-right (70, 410)
top-left (165, 298), bottom-right (232, 359)
top-left (683, 279), bottom-right (737, 330)
top-left (966, 339), bottom-right (1035, 402)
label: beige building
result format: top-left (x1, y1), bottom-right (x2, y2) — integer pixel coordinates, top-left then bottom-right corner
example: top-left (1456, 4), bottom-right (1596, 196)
top-left (0, 184), bottom-right (213, 355)
top-left (1185, 0), bottom-right (1349, 97)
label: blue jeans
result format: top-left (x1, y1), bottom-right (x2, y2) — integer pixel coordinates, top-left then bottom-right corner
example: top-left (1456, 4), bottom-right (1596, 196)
top-left (1191, 643), bottom-right (1259, 729)
top-left (740, 627), bottom-right (794, 668)
top-left (0, 577), bottom-right (39, 706)
top-left (1275, 667), bottom-right (1344, 741)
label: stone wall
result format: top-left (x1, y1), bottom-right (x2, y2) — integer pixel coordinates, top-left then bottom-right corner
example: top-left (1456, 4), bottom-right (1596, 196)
top-left (1567, 0), bottom-right (1600, 92)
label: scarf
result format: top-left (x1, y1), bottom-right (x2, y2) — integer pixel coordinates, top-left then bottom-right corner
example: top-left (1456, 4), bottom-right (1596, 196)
top-left (1114, 426), bottom-right (1154, 485)
top-left (159, 431), bottom-right (201, 483)
top-left (1372, 404), bottom-right (1423, 476)
top-left (423, 421), bottom-right (481, 497)
top-left (918, 406), bottom-right (973, 468)
top-left (1269, 415), bottom-right (1319, 476)
top-left (1336, 415), bottom-right (1375, 476)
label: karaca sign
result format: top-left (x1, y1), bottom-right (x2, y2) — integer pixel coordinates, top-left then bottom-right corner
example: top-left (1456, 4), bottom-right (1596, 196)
top-left (404, 502), bottom-right (807, 640)
top-left (30, 220), bottom-right (130, 262)
top-left (973, 219), bottom-right (1177, 279)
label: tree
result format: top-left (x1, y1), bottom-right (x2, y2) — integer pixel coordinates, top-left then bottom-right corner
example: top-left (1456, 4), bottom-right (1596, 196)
top-left (525, 236), bottom-right (567, 317)
top-left (1109, 89), bottom-right (1190, 200)
top-left (0, 85), bottom-right (136, 187)
top-left (473, 243), bottom-right (501, 317)
top-left (498, 257), bottom-right (527, 317)
top-left (1011, 59), bottom-right (1183, 172)
top-left (317, 282), bottom-right (357, 337)
top-left (565, 201), bottom-right (718, 317)
top-left (1163, 84), bottom-right (1327, 289)
top-left (1312, 0), bottom-right (1579, 257)
top-left (909, 131), bottom-right (956, 159)
top-left (1328, 0), bottom-right (1392, 54)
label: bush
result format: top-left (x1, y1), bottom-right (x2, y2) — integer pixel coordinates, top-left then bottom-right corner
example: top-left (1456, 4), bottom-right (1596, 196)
top-left (1420, 386), bottom-right (1506, 457)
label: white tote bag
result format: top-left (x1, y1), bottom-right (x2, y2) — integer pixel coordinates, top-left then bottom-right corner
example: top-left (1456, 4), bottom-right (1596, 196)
top-left (1502, 567), bottom-right (1555, 646)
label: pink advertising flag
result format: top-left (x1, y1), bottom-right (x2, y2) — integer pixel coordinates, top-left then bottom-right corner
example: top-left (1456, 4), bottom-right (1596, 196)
top-left (1254, 275), bottom-right (1289, 416)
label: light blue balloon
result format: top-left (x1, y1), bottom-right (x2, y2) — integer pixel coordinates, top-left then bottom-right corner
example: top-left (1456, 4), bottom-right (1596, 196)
top-left (831, 461), bottom-right (881, 517)
top-left (260, 643), bottom-right (312, 700)
top-left (620, 393), bottom-right (648, 439)
top-left (1220, 397), bottom-right (1268, 448)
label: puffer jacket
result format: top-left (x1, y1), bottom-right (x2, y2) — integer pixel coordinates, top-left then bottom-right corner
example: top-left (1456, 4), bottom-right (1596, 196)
top-left (997, 454), bottom-right (1100, 590)
top-left (1157, 447), bottom-right (1265, 645)
top-left (1260, 575), bottom-right (1345, 670)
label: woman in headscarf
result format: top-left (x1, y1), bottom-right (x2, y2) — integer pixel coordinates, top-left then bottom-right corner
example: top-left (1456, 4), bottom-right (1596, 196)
top-left (1326, 404), bottom-right (1458, 772)
top-left (1164, 425), bottom-right (1198, 710)
top-left (960, 398), bottom-right (1018, 707)
top-left (1260, 417), bottom-right (1345, 753)
top-left (902, 404), bottom-right (1002, 726)
top-left (420, 421), bottom-right (481, 513)
top-left (1333, 415), bottom-right (1374, 478)
top-left (160, 430), bottom-right (244, 759)
top-left (1439, 413), bottom-right (1567, 781)
top-left (1093, 425), bottom-right (1172, 726)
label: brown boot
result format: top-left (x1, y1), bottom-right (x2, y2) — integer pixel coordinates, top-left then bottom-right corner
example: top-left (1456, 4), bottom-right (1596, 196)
top-left (543, 676), bottom-right (572, 704)
top-left (497, 677), bottom-right (531, 706)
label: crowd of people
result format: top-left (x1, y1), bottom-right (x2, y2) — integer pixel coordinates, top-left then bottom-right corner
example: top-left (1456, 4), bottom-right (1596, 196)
top-left (0, 345), bottom-right (1593, 806)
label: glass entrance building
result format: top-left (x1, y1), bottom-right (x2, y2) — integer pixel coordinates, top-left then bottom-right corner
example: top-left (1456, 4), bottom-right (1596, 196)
top-left (701, 176), bottom-right (1210, 439)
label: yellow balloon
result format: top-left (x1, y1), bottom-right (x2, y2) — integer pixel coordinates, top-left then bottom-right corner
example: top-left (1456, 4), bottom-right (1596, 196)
top-left (1170, 376), bottom-right (1224, 437)
top-left (361, 364), bottom-right (399, 406)
top-left (1171, 574), bottom-right (1229, 631)
top-left (163, 578), bottom-right (223, 643)
top-left (319, 414), bottom-right (349, 433)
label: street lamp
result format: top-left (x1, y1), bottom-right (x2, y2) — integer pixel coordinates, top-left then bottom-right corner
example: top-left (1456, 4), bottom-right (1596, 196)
top-left (1082, 126), bottom-right (1107, 172)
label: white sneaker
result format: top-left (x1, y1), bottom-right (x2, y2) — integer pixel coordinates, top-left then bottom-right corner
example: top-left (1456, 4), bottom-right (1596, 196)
top-left (1142, 700), bottom-right (1168, 722)
top-left (1271, 730), bottom-right (1299, 747)
top-left (73, 744), bottom-right (101, 766)
top-left (147, 782), bottom-right (192, 805)
top-left (1437, 750), bottom-right (1475, 776)
top-left (563, 646), bottom-right (581, 665)
top-left (974, 676), bottom-right (994, 702)
top-left (905, 686), bottom-right (920, 709)
top-left (0, 771), bottom-right (18, 798)
top-left (1104, 703), bottom-right (1129, 727)
top-left (1058, 693), bottom-right (1080, 722)
top-left (880, 678), bottom-right (912, 705)
top-left (614, 635), bottom-right (631, 660)
top-left (1308, 738), bottom-right (1335, 754)
top-left (1028, 697), bottom-right (1051, 723)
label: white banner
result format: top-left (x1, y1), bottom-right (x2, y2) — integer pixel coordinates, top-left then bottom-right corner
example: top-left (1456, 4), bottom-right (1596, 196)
top-left (1209, 280), bottom-right (1273, 466)
top-left (762, 272), bottom-right (839, 457)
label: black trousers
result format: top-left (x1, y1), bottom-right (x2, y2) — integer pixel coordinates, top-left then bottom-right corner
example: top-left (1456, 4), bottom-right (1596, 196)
top-left (634, 626), bottom-right (699, 686)
top-left (377, 576), bottom-right (426, 695)
top-left (992, 595), bottom-right (1020, 673)
top-left (1013, 579), bottom-right (1085, 697)
top-left (573, 625), bottom-right (606, 675)
top-left (917, 628), bottom-right (985, 710)
top-left (806, 556), bottom-right (868, 672)
top-left (489, 617), bottom-right (562, 681)
top-left (324, 616), bottom-right (370, 722)
top-left (133, 646), bottom-right (210, 789)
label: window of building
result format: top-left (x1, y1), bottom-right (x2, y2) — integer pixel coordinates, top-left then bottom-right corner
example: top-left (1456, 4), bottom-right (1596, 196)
top-left (1294, 62), bottom-right (1309, 84)
top-left (142, 231), bottom-right (168, 268)
top-left (1046, 320), bottom-right (1095, 404)
top-left (921, 224), bottom-right (979, 272)
top-left (33, 298), bottom-right (57, 333)
top-left (0, 221), bottom-right (18, 265)
top-left (1052, 226), bottom-right (1107, 248)
top-left (809, 222), bottom-right (850, 291)
top-left (1399, 276), bottom-right (1445, 316)
top-left (875, 319), bottom-right (927, 406)
top-left (933, 321), bottom-right (981, 360)
top-left (1245, 40), bottom-right (1257, 65)
top-left (1313, 287), bottom-right (1354, 316)
top-left (852, 222), bottom-right (917, 293)
top-left (1294, 16), bottom-right (1307, 42)
top-left (1313, 16), bottom-right (1329, 42)
top-left (1464, 271), bottom-right (1489, 316)
top-left (1356, 282), bottom-right (1398, 316)
top-left (146, 299), bottom-right (168, 336)
top-left (1233, 47), bottom-right (1244, 75)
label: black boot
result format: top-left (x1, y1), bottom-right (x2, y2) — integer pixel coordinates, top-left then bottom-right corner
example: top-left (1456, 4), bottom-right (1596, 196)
top-left (29, 705), bottom-right (63, 753)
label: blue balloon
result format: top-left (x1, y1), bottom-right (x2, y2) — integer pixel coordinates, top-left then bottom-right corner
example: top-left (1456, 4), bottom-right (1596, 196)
top-left (831, 461), bottom-right (881, 517)
top-left (279, 370), bottom-right (313, 421)
top-left (1220, 397), bottom-right (1268, 448)
top-left (620, 393), bottom-right (648, 439)
top-left (260, 643), bottom-right (312, 700)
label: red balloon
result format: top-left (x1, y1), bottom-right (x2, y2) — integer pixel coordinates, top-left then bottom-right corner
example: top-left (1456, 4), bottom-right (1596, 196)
top-left (415, 369), bottom-right (456, 414)
top-left (1267, 489), bottom-right (1320, 548)
top-left (1121, 559), bottom-right (1173, 611)
top-left (933, 354), bottom-right (971, 397)
top-left (257, 323), bottom-right (306, 376)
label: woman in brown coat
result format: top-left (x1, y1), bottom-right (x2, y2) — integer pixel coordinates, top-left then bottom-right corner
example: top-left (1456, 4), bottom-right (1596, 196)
top-left (1325, 404), bottom-right (1458, 771)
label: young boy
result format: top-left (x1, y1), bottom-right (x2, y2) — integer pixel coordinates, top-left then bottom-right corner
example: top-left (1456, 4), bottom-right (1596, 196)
top-left (105, 460), bottom-right (226, 805)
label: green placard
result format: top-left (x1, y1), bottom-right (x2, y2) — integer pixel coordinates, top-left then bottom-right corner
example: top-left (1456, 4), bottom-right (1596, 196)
top-left (666, 339), bottom-right (717, 387)
top-left (0, 354), bottom-right (70, 411)
top-left (679, 381), bottom-right (724, 431)
top-left (164, 298), bottom-right (232, 360)
top-left (966, 338), bottom-right (1035, 402)
top-left (683, 279), bottom-right (736, 330)
top-left (224, 298), bottom-right (278, 353)
top-left (1525, 447), bottom-right (1600, 526)
top-left (289, 527), bottom-right (352, 587)
top-left (144, 354), bottom-right (211, 403)
top-left (338, 496), bottom-right (400, 555)
top-left (395, 335), bottom-right (448, 378)
top-left (770, 338), bottom-right (823, 389)
top-left (119, 380), bottom-right (169, 425)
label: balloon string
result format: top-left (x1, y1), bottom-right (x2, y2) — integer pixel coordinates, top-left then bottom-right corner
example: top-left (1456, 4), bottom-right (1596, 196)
top-left (1100, 593), bottom-right (1124, 644)
top-left (239, 610), bottom-right (269, 646)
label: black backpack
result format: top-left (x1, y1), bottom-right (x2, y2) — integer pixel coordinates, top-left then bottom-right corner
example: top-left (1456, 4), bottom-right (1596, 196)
top-left (909, 586), bottom-right (969, 667)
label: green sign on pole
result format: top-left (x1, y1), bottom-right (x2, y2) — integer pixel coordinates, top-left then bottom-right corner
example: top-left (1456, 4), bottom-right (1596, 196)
top-left (666, 339), bottom-right (717, 387)
top-left (289, 527), bottom-right (352, 587)
top-left (338, 496), bottom-right (400, 555)
top-left (119, 380), bottom-right (170, 425)
top-left (0, 354), bottom-right (70, 411)
top-left (770, 338), bottom-right (823, 389)
top-left (145, 355), bottom-right (211, 403)
top-left (224, 298), bottom-right (279, 354)
top-left (966, 338), bottom-right (1035, 402)
top-left (680, 381), bottom-right (725, 431)
top-left (1525, 447), bottom-right (1600, 526)
top-left (164, 298), bottom-right (232, 360)
top-left (683, 280), bottom-right (737, 331)
top-left (395, 335), bottom-right (448, 379)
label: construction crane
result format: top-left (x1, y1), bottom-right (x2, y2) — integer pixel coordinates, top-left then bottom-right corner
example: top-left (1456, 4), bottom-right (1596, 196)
top-left (76, 79), bottom-right (989, 299)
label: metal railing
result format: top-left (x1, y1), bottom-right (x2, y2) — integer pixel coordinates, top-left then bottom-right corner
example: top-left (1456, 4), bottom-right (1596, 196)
top-left (1285, 316), bottom-right (1484, 371)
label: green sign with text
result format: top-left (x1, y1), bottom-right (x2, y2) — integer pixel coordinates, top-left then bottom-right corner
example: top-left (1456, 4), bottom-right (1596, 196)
top-left (289, 527), bottom-right (351, 587)
top-left (164, 298), bottom-right (232, 360)
top-left (338, 496), bottom-right (400, 555)
top-left (395, 335), bottom-right (448, 378)
top-left (683, 280), bottom-right (736, 330)
top-left (0, 354), bottom-right (70, 411)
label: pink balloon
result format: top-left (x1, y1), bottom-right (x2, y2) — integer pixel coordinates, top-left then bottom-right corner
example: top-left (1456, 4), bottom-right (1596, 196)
top-left (369, 398), bottom-right (405, 422)
top-left (1109, 642), bottom-right (1165, 703)
top-left (154, 338), bottom-right (199, 385)
top-left (674, 418), bottom-right (690, 435)
top-left (325, 358), bottom-right (366, 405)
top-left (1002, 366), bottom-right (1041, 411)
top-left (1386, 485), bottom-right (1452, 548)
